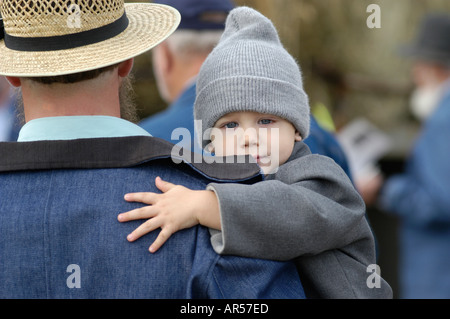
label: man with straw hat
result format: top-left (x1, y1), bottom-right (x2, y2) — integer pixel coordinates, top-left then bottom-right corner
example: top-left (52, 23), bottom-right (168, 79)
top-left (0, 0), bottom-right (305, 299)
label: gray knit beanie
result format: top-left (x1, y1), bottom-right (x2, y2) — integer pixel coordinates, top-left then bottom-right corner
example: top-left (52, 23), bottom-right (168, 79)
top-left (194, 6), bottom-right (310, 149)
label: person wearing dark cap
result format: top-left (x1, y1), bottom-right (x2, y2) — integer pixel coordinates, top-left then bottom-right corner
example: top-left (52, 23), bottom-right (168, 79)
top-left (139, 0), bottom-right (234, 153)
top-left (360, 13), bottom-right (450, 299)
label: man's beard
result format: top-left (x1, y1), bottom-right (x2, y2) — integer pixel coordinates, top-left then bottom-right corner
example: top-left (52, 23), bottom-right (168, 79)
top-left (14, 74), bottom-right (139, 125)
top-left (119, 74), bottom-right (139, 123)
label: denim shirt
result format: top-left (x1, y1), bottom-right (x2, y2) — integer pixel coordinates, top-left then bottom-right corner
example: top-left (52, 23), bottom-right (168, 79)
top-left (0, 136), bottom-right (305, 298)
top-left (0, 98), bottom-right (21, 142)
top-left (139, 84), bottom-right (201, 153)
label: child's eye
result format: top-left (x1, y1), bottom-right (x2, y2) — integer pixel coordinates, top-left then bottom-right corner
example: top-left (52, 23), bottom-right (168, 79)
top-left (259, 119), bottom-right (273, 125)
top-left (224, 122), bottom-right (238, 129)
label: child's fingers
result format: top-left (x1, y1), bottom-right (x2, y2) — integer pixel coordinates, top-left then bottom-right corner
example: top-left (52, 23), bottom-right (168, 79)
top-left (118, 206), bottom-right (157, 222)
top-left (124, 192), bottom-right (158, 204)
top-left (149, 227), bottom-right (174, 253)
top-left (126, 218), bottom-right (162, 242)
top-left (155, 176), bottom-right (177, 193)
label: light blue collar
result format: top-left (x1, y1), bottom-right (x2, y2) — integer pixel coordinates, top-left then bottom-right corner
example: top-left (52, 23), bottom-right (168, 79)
top-left (17, 116), bottom-right (151, 142)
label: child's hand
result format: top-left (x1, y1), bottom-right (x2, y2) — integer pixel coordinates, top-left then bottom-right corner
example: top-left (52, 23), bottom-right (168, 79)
top-left (118, 176), bottom-right (220, 253)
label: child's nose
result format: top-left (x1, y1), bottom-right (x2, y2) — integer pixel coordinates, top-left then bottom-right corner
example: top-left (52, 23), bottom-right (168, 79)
top-left (243, 130), bottom-right (259, 148)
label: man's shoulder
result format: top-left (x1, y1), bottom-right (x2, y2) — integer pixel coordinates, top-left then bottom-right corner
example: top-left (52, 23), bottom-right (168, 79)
top-left (432, 93), bottom-right (450, 122)
top-left (0, 136), bottom-right (262, 183)
top-left (139, 103), bottom-right (195, 136)
top-left (139, 86), bottom-right (196, 133)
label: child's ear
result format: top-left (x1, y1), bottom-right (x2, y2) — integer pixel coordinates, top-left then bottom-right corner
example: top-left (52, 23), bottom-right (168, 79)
top-left (294, 131), bottom-right (303, 142)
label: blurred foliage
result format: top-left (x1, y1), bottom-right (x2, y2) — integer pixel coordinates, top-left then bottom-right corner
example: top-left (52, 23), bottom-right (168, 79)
top-left (130, 0), bottom-right (450, 155)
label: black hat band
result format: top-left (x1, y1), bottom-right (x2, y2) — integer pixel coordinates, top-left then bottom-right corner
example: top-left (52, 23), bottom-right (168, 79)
top-left (1, 12), bottom-right (129, 52)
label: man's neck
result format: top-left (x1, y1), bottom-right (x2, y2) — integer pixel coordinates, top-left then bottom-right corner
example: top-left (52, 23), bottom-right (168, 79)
top-left (21, 74), bottom-right (121, 122)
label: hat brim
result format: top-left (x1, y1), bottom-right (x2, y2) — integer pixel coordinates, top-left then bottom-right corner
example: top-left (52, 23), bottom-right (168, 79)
top-left (0, 3), bottom-right (180, 77)
top-left (399, 44), bottom-right (450, 66)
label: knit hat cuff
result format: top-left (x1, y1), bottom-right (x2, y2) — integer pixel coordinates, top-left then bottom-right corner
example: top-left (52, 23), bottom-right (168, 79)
top-left (194, 76), bottom-right (310, 148)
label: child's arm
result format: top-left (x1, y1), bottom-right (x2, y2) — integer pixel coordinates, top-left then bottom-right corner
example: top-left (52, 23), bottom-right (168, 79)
top-left (118, 176), bottom-right (221, 253)
top-left (208, 153), bottom-right (368, 261)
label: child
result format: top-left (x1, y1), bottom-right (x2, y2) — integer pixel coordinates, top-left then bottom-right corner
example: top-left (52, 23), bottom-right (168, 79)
top-left (118, 7), bottom-right (392, 298)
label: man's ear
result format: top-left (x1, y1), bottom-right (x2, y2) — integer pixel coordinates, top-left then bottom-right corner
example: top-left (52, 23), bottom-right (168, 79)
top-left (155, 42), bottom-right (174, 74)
top-left (295, 130), bottom-right (303, 142)
top-left (5, 76), bottom-right (21, 87)
top-left (118, 58), bottom-right (134, 78)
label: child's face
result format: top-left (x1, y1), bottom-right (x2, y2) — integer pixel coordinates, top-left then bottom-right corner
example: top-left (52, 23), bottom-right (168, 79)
top-left (210, 111), bottom-right (302, 174)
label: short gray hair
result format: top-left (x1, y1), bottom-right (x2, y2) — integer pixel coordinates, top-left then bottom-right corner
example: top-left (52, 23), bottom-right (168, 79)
top-left (165, 30), bottom-right (223, 61)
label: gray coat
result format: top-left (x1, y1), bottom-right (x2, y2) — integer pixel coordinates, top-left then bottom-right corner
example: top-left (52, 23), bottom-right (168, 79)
top-left (208, 142), bottom-right (392, 298)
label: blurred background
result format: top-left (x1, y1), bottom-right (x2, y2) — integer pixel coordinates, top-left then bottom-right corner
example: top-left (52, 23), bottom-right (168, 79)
top-left (127, 0), bottom-right (450, 298)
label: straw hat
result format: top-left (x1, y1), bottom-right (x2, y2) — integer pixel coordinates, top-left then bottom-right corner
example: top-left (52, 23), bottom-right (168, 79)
top-left (0, 0), bottom-right (180, 77)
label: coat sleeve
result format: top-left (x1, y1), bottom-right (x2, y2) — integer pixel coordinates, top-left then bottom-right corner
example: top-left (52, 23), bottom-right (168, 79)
top-left (379, 98), bottom-right (450, 226)
top-left (207, 153), bottom-right (367, 261)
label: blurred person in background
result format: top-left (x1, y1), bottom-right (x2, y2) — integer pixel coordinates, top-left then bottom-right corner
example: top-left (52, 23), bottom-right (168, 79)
top-left (139, 0), bottom-right (234, 153)
top-left (139, 0), bottom-right (353, 179)
top-left (0, 76), bottom-right (21, 141)
top-left (360, 13), bottom-right (450, 299)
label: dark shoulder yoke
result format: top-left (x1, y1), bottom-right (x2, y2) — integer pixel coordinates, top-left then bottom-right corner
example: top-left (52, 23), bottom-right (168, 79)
top-left (0, 136), bottom-right (262, 183)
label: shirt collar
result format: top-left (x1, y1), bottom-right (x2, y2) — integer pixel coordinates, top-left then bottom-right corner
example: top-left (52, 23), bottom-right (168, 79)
top-left (17, 116), bottom-right (151, 142)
